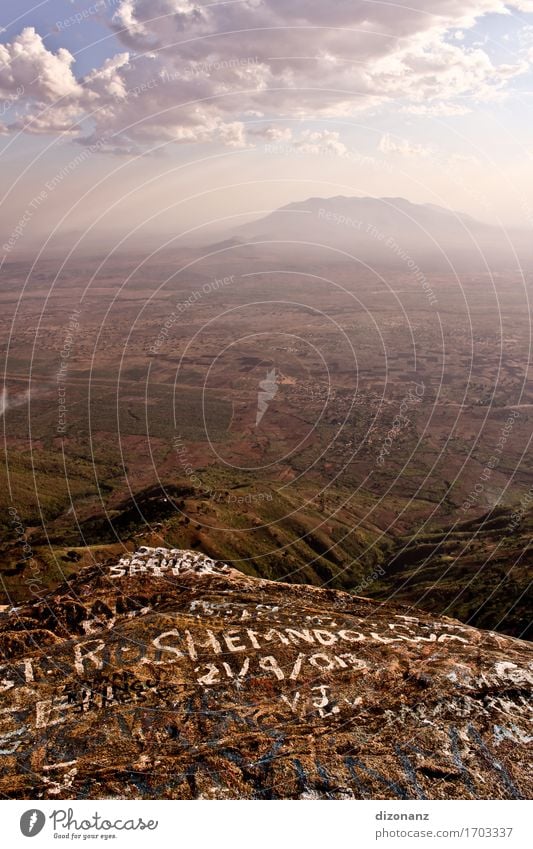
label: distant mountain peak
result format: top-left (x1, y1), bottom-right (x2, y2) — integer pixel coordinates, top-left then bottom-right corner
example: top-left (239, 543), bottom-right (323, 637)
top-left (226, 195), bottom-right (528, 269)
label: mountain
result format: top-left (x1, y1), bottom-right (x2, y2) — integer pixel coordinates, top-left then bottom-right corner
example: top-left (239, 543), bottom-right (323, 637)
top-left (226, 196), bottom-right (532, 269)
top-left (1, 546), bottom-right (531, 799)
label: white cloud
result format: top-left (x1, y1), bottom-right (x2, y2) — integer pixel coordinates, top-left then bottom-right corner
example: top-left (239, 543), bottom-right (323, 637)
top-left (379, 133), bottom-right (433, 158)
top-left (369, 33), bottom-right (528, 105)
top-left (0, 28), bottom-right (80, 101)
top-left (112, 0), bottom-right (149, 40)
top-left (84, 53), bottom-right (131, 101)
top-left (259, 126), bottom-right (294, 142)
top-left (296, 130), bottom-right (349, 156)
top-left (11, 103), bottom-right (85, 136)
top-left (0, 2), bottom-right (531, 149)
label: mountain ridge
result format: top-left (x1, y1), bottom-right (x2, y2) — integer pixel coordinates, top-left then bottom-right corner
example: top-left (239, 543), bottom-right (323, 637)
top-left (222, 195), bottom-right (531, 269)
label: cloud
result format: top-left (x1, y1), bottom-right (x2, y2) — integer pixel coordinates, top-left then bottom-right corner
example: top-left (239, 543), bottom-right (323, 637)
top-left (0, 2), bottom-right (531, 149)
top-left (378, 134), bottom-right (433, 158)
top-left (369, 32), bottom-right (528, 105)
top-left (259, 126), bottom-right (293, 143)
top-left (112, 0), bottom-right (150, 41)
top-left (0, 28), bottom-right (81, 101)
top-left (295, 130), bottom-right (349, 156)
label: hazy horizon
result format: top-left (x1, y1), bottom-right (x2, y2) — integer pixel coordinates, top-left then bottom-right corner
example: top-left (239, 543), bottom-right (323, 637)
top-left (1, 1), bottom-right (533, 259)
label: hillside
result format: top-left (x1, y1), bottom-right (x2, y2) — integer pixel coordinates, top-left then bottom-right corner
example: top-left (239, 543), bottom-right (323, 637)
top-left (1, 546), bottom-right (531, 799)
top-left (369, 507), bottom-right (533, 640)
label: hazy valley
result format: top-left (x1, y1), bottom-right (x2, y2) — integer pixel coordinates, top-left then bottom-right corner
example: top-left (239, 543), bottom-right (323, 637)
top-left (2, 197), bottom-right (532, 641)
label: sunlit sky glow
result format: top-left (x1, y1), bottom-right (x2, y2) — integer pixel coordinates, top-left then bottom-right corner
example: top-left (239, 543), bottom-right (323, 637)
top-left (1, 0), bottom-right (533, 251)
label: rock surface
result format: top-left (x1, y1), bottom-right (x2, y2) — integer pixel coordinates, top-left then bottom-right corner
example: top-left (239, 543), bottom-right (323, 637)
top-left (0, 546), bottom-right (531, 799)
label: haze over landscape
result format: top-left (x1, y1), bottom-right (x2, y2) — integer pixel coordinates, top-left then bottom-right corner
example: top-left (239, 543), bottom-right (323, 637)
top-left (0, 0), bottom-right (532, 805)
top-left (1, 0), bottom-right (533, 250)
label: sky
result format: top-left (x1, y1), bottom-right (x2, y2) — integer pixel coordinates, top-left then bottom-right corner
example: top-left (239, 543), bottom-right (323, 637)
top-left (1, 0), bottom-right (533, 254)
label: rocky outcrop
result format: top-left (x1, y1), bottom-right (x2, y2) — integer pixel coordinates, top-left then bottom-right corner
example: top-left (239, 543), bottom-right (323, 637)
top-left (0, 547), bottom-right (531, 799)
